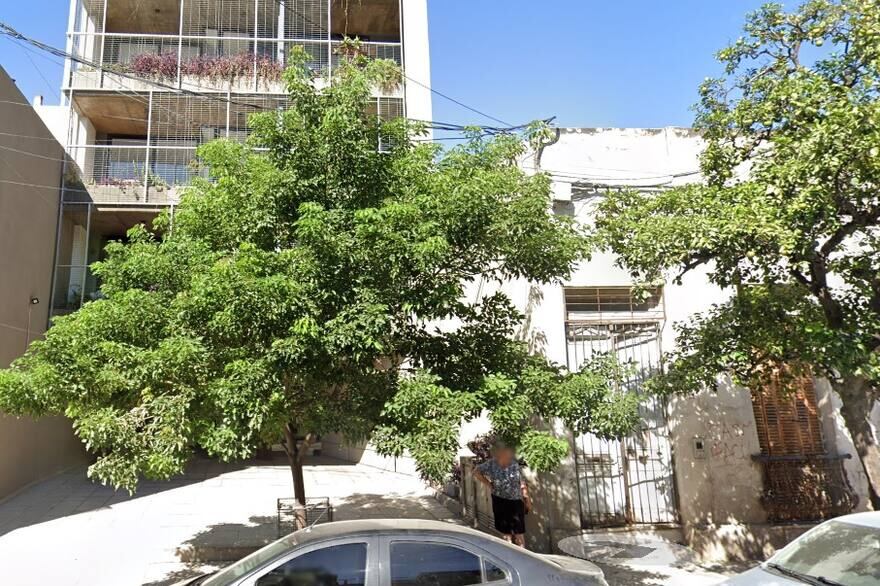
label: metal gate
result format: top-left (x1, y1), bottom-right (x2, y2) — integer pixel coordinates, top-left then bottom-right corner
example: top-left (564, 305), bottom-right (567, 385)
top-left (564, 289), bottom-right (678, 528)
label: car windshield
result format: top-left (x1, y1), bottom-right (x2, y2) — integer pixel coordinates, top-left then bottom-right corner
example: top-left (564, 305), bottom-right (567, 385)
top-left (768, 520), bottom-right (880, 586)
top-left (200, 534), bottom-right (299, 586)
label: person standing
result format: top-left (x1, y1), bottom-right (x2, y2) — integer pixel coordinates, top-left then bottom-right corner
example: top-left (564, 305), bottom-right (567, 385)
top-left (473, 442), bottom-right (531, 547)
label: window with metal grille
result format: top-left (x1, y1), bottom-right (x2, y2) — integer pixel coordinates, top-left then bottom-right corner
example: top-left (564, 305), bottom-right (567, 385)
top-left (750, 368), bottom-right (856, 521)
top-left (564, 286), bottom-right (664, 325)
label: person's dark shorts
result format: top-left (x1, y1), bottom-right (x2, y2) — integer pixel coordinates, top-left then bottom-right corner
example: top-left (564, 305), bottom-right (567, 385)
top-left (491, 494), bottom-right (526, 535)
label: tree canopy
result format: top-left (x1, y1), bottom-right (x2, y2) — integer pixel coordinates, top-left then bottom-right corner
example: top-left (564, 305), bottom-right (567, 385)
top-left (0, 47), bottom-right (639, 499)
top-left (594, 0), bottom-right (880, 504)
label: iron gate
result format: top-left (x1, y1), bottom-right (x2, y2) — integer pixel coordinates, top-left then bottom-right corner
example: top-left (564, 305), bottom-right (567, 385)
top-left (566, 320), bottom-right (678, 527)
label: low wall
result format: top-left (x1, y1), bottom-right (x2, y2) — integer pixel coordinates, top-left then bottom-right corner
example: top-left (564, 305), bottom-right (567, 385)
top-left (321, 434), bottom-right (419, 476)
top-left (0, 414), bottom-right (88, 500)
top-left (460, 454), bottom-right (583, 554)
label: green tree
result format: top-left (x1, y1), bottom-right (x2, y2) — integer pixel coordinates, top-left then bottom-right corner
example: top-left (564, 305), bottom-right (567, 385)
top-left (594, 0), bottom-right (880, 506)
top-left (0, 48), bottom-right (638, 502)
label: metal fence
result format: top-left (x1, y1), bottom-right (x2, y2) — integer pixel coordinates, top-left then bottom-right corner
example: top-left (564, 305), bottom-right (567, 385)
top-left (566, 320), bottom-right (678, 528)
top-left (68, 33), bottom-right (402, 92)
top-left (277, 497), bottom-right (333, 537)
top-left (64, 144), bottom-right (204, 204)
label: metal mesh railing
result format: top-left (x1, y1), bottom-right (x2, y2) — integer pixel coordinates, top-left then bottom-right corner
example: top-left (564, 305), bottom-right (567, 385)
top-left (181, 0), bottom-right (269, 38)
top-left (67, 33), bottom-right (401, 91)
top-left (64, 145), bottom-right (148, 203)
top-left (331, 40), bottom-right (402, 69)
top-left (63, 145), bottom-right (202, 204)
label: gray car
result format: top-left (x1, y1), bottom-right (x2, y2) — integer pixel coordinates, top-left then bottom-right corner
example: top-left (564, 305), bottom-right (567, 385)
top-left (175, 519), bottom-right (607, 586)
top-left (721, 511), bottom-right (880, 586)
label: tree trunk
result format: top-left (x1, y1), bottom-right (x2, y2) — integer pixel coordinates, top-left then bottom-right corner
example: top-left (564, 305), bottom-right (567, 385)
top-left (832, 376), bottom-right (880, 510)
top-left (283, 423), bottom-right (307, 505)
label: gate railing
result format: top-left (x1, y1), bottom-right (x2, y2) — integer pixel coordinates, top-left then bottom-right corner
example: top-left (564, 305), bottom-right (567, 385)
top-left (567, 320), bottom-right (679, 528)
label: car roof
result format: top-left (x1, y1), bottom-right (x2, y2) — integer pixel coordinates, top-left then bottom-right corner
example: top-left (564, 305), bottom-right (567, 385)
top-left (287, 519), bottom-right (497, 545)
top-left (832, 511), bottom-right (880, 529)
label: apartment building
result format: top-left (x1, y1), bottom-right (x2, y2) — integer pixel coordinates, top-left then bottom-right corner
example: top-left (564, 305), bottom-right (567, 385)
top-left (38, 0), bottom-right (430, 319)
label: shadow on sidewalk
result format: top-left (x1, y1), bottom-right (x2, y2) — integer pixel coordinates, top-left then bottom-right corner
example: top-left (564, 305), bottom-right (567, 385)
top-left (142, 488), bottom-right (453, 586)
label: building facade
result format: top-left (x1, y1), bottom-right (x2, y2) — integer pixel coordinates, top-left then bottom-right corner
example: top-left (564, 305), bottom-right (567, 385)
top-left (455, 128), bottom-right (877, 559)
top-left (38, 0), bottom-right (430, 319)
top-left (0, 68), bottom-right (88, 499)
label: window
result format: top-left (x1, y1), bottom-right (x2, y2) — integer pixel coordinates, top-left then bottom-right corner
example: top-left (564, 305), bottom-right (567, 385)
top-left (563, 286), bottom-right (664, 323)
top-left (390, 542), bottom-right (482, 586)
top-left (769, 520), bottom-right (880, 586)
top-left (483, 560), bottom-right (508, 583)
top-left (750, 368), bottom-right (855, 521)
top-left (255, 542), bottom-right (367, 586)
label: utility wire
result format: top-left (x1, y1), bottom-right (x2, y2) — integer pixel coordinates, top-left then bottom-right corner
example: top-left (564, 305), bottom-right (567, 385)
top-left (402, 74), bottom-right (512, 128)
top-left (275, 0), bottom-right (513, 127)
top-left (4, 36), bottom-right (61, 101)
top-left (1, 21), bottom-right (522, 137)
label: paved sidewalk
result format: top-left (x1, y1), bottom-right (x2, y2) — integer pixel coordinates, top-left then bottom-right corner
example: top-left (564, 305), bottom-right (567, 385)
top-left (559, 532), bottom-right (748, 586)
top-left (0, 455), bottom-right (454, 586)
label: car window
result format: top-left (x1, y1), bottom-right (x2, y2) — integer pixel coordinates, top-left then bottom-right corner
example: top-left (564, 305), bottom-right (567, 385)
top-left (769, 520), bottom-right (880, 586)
top-left (390, 542), bottom-right (483, 586)
top-left (255, 542), bottom-right (367, 586)
top-left (483, 560), bottom-right (508, 583)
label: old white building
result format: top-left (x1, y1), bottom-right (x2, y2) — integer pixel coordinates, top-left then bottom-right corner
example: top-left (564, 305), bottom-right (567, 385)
top-left (454, 127), bottom-right (875, 558)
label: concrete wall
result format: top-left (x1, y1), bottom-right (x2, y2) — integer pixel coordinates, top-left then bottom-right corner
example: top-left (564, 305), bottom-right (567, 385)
top-left (321, 434), bottom-right (418, 476)
top-left (320, 127), bottom-right (877, 559)
top-left (0, 67), bottom-right (87, 500)
top-left (32, 98), bottom-right (70, 147)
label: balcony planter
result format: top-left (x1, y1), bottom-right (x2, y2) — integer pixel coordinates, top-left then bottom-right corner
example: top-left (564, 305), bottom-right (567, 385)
top-left (85, 179), bottom-right (147, 203)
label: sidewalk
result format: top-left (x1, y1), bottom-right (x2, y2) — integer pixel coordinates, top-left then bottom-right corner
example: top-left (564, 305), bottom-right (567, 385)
top-left (558, 532), bottom-right (750, 586)
top-left (0, 455), bottom-right (455, 586)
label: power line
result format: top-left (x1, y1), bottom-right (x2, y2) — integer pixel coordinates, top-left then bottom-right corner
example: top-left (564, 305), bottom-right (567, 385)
top-left (0, 130), bottom-right (63, 142)
top-left (403, 75), bottom-right (512, 128)
top-left (275, 0), bottom-right (514, 127)
top-left (540, 168), bottom-right (702, 182)
top-left (4, 36), bottom-right (61, 101)
top-left (0, 22), bottom-right (282, 114)
top-left (1, 21), bottom-right (522, 137)
top-left (0, 143), bottom-right (67, 162)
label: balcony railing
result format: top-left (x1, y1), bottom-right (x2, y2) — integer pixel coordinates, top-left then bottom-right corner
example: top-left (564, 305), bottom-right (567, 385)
top-left (67, 33), bottom-right (403, 95)
top-left (63, 144), bottom-right (206, 204)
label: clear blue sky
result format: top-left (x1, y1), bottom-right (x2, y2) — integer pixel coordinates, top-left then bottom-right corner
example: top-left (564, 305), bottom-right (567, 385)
top-left (0, 0), bottom-right (775, 128)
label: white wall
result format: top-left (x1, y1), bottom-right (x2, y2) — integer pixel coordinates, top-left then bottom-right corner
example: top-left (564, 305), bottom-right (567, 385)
top-left (400, 0), bottom-right (432, 132)
top-left (460, 128), bottom-right (875, 559)
top-left (33, 101), bottom-right (71, 147)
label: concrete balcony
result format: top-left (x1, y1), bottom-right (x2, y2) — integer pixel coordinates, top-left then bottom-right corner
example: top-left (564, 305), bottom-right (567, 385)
top-left (67, 33), bottom-right (403, 96)
top-left (63, 144), bottom-right (203, 205)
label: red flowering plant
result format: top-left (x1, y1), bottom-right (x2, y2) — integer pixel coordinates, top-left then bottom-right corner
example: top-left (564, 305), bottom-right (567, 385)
top-left (127, 51), bottom-right (281, 87)
top-left (128, 52), bottom-right (179, 80)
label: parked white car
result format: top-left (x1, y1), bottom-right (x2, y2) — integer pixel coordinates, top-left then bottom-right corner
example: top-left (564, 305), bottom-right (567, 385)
top-left (175, 519), bottom-right (608, 586)
top-left (722, 512), bottom-right (880, 585)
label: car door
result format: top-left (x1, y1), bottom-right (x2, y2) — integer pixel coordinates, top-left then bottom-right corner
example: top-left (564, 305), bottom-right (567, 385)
top-left (378, 534), bottom-right (517, 586)
top-left (237, 535), bottom-right (380, 586)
